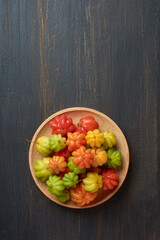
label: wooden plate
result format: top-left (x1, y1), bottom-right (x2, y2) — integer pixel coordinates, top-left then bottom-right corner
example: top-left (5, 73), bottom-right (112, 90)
top-left (29, 107), bottom-right (129, 209)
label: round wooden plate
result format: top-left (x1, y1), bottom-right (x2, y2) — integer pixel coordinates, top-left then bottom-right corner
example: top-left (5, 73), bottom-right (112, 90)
top-left (29, 107), bottom-right (129, 209)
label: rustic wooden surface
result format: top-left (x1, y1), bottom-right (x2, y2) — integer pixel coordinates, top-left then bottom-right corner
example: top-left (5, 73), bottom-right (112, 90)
top-left (0, 0), bottom-right (160, 239)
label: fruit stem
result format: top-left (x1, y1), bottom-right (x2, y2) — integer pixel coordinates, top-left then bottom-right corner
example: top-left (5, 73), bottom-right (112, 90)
top-left (25, 139), bottom-right (35, 144)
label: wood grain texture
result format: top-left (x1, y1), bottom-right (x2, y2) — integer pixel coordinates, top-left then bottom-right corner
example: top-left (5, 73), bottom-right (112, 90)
top-left (0, 0), bottom-right (160, 239)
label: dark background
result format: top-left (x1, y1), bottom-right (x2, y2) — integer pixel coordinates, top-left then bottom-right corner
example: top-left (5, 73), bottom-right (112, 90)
top-left (0, 0), bottom-right (160, 239)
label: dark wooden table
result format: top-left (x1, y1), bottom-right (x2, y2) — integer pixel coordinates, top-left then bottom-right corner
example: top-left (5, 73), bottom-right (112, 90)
top-left (0, 1), bottom-right (160, 239)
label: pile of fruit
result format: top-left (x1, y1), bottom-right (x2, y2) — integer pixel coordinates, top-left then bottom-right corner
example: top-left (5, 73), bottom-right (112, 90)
top-left (34, 115), bottom-right (122, 206)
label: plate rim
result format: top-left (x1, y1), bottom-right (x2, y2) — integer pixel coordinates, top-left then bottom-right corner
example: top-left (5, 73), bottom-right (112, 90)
top-left (29, 107), bottom-right (130, 209)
